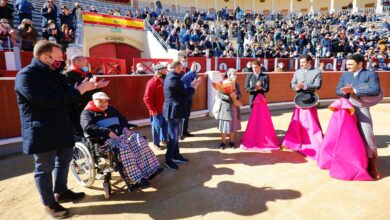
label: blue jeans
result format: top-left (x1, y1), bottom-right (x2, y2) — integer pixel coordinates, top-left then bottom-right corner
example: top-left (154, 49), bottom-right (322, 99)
top-left (33, 147), bottom-right (73, 206)
top-left (150, 114), bottom-right (168, 145)
top-left (165, 119), bottom-right (182, 162)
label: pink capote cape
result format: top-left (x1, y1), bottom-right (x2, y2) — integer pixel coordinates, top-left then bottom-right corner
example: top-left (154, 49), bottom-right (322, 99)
top-left (241, 94), bottom-right (280, 151)
top-left (281, 106), bottom-right (323, 160)
top-left (317, 98), bottom-right (372, 181)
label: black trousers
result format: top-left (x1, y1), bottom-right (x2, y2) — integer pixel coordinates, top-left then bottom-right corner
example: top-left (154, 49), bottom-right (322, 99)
top-left (183, 98), bottom-right (193, 133)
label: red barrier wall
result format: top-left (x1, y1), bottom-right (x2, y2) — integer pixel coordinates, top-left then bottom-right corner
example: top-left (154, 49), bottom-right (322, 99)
top-left (1, 72), bottom-right (389, 139)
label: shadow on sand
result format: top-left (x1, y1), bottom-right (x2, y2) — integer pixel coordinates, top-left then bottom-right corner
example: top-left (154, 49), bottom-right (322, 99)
top-left (70, 150), bottom-right (303, 219)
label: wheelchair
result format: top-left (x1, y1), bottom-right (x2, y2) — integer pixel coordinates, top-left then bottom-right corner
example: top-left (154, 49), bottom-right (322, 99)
top-left (70, 125), bottom-right (142, 199)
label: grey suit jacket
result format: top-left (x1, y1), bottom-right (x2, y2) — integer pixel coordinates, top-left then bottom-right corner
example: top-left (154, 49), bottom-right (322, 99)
top-left (336, 69), bottom-right (380, 98)
top-left (291, 68), bottom-right (322, 92)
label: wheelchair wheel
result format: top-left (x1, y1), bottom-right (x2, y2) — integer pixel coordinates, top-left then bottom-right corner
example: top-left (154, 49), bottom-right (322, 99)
top-left (71, 142), bottom-right (96, 187)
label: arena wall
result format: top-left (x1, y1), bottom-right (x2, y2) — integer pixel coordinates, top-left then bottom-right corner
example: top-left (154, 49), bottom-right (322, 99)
top-left (1, 72), bottom-right (389, 139)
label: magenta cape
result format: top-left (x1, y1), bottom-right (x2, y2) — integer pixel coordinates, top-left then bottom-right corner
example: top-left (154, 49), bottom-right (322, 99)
top-left (317, 98), bottom-right (372, 181)
top-left (241, 94), bottom-right (280, 151)
top-left (281, 106), bottom-right (323, 160)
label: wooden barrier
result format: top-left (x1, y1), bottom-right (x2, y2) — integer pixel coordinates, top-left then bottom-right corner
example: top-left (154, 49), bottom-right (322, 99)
top-left (0, 72), bottom-right (389, 139)
top-left (0, 70), bottom-right (18, 77)
top-left (0, 51), bottom-right (33, 70)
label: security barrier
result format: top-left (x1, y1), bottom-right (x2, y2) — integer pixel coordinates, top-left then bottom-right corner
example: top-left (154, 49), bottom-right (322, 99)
top-left (1, 71), bottom-right (389, 139)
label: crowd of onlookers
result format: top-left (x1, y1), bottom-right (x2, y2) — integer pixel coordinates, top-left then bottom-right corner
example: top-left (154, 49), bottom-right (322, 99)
top-left (149, 7), bottom-right (390, 71)
top-left (0, 0), bottom-right (83, 50)
top-left (2, 0), bottom-right (390, 70)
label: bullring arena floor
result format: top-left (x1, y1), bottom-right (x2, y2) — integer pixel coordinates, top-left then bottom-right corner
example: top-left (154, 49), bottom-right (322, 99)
top-left (1, 103), bottom-right (390, 220)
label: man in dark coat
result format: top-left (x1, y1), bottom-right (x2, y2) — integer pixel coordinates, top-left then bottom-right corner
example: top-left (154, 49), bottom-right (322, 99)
top-left (244, 60), bottom-right (270, 108)
top-left (15, 40), bottom-right (96, 218)
top-left (163, 61), bottom-right (200, 171)
top-left (65, 55), bottom-right (109, 136)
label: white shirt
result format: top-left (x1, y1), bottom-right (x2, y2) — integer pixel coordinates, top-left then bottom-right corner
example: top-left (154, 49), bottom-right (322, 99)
top-left (352, 68), bottom-right (363, 94)
top-left (353, 68), bottom-right (363, 77)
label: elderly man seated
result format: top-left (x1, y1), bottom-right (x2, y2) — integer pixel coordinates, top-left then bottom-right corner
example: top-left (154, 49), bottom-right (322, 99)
top-left (80, 92), bottom-right (163, 190)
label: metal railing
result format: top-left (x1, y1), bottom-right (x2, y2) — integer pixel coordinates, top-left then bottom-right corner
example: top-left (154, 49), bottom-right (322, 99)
top-left (145, 21), bottom-right (169, 52)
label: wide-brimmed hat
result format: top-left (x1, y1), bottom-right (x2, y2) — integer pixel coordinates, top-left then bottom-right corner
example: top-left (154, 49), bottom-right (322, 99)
top-left (92, 92), bottom-right (110, 100)
top-left (294, 91), bottom-right (319, 108)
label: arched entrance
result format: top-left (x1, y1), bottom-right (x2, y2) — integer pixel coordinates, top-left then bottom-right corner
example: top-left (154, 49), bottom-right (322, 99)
top-left (89, 43), bottom-right (141, 73)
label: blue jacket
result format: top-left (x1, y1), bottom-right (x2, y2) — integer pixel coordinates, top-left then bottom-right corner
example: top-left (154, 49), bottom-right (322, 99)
top-left (15, 0), bottom-right (34, 15)
top-left (163, 71), bottom-right (195, 119)
top-left (181, 70), bottom-right (197, 89)
top-left (15, 58), bottom-right (82, 154)
top-left (336, 69), bottom-right (380, 98)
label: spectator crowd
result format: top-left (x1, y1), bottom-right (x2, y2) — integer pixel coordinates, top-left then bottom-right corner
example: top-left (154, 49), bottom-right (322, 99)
top-left (149, 7), bottom-right (390, 71)
top-left (2, 0), bottom-right (390, 70)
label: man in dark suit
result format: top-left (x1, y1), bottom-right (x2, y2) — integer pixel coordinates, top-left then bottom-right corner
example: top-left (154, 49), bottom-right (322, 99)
top-left (244, 60), bottom-right (270, 108)
top-left (65, 55), bottom-right (109, 136)
top-left (15, 40), bottom-right (96, 218)
top-left (163, 61), bottom-right (200, 170)
top-left (336, 53), bottom-right (381, 179)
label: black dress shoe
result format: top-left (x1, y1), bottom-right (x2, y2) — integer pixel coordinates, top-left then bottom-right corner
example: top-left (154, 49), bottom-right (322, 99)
top-left (165, 160), bottom-right (179, 171)
top-left (229, 142), bottom-right (236, 148)
top-left (45, 202), bottom-right (69, 219)
top-left (55, 190), bottom-right (85, 203)
top-left (219, 143), bottom-right (226, 150)
top-left (182, 132), bottom-right (194, 137)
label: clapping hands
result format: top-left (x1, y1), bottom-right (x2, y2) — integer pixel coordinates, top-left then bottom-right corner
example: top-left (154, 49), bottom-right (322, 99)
top-left (255, 81), bottom-right (262, 91)
top-left (75, 77), bottom-right (110, 94)
top-left (295, 81), bottom-right (305, 91)
top-left (191, 77), bottom-right (202, 89)
top-left (90, 77), bottom-right (110, 89)
top-left (341, 84), bottom-right (354, 95)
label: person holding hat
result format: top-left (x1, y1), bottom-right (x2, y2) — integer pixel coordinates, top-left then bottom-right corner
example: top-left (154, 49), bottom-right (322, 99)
top-left (81, 92), bottom-right (163, 190)
top-left (334, 53), bottom-right (382, 179)
top-left (143, 64), bottom-right (168, 149)
top-left (282, 55), bottom-right (323, 160)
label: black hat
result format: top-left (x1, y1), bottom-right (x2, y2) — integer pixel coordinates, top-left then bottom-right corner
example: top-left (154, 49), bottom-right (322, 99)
top-left (153, 64), bottom-right (167, 71)
top-left (294, 92), bottom-right (319, 108)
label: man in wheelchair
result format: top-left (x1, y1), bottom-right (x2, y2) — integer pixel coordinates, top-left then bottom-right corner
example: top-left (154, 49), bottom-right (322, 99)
top-left (80, 92), bottom-right (163, 190)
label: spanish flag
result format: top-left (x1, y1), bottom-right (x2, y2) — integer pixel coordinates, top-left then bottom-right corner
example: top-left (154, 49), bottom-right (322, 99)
top-left (82, 12), bottom-right (144, 30)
